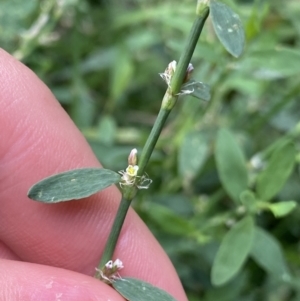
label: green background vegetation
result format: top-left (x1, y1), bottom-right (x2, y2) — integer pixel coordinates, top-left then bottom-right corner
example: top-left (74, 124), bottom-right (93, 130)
top-left (1, 0), bottom-right (300, 300)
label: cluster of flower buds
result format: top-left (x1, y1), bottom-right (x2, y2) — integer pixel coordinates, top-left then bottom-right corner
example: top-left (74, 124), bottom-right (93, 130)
top-left (96, 259), bottom-right (124, 283)
top-left (159, 60), bottom-right (194, 87)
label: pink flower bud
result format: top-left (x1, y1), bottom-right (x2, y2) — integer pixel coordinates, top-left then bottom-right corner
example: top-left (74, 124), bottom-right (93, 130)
top-left (128, 148), bottom-right (138, 166)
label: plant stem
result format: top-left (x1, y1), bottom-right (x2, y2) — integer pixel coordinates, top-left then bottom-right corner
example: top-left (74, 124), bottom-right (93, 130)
top-left (138, 6), bottom-right (209, 175)
top-left (95, 197), bottom-right (132, 277)
top-left (170, 7), bottom-right (209, 96)
top-left (95, 4), bottom-right (210, 278)
top-left (137, 107), bottom-right (171, 177)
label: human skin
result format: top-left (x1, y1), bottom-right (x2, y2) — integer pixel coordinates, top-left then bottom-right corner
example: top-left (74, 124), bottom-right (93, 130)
top-left (0, 49), bottom-right (188, 301)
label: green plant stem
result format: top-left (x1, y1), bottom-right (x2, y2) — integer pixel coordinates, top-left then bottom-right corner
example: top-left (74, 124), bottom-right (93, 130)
top-left (138, 6), bottom-right (209, 175)
top-left (137, 107), bottom-right (171, 177)
top-left (170, 7), bottom-right (209, 96)
top-left (95, 197), bottom-right (132, 277)
top-left (95, 4), bottom-right (210, 278)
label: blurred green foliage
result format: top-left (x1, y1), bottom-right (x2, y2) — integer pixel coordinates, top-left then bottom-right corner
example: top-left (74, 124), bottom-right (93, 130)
top-left (2, 0), bottom-right (300, 300)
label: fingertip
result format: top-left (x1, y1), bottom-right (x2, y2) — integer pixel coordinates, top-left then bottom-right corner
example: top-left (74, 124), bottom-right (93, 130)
top-left (0, 259), bottom-right (124, 301)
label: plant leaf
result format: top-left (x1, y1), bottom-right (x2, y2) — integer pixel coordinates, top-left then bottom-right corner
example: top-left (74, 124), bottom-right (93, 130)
top-left (215, 129), bottom-right (248, 203)
top-left (146, 203), bottom-right (196, 236)
top-left (112, 277), bottom-right (178, 301)
top-left (182, 79), bottom-right (211, 101)
top-left (238, 47), bottom-right (300, 79)
top-left (239, 190), bottom-right (257, 213)
top-left (210, 0), bottom-right (245, 58)
top-left (178, 130), bottom-right (209, 179)
top-left (250, 227), bottom-right (290, 279)
top-left (256, 142), bottom-right (295, 201)
top-left (211, 216), bottom-right (254, 286)
top-left (267, 201), bottom-right (297, 218)
top-left (28, 168), bottom-right (121, 203)
top-left (97, 115), bottom-right (117, 146)
top-left (110, 48), bottom-right (133, 99)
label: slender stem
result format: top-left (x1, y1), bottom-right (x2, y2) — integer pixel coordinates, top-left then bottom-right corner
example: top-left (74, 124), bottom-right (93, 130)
top-left (170, 7), bottom-right (209, 96)
top-left (138, 7), bottom-right (209, 174)
top-left (95, 197), bottom-right (131, 276)
top-left (95, 4), bottom-right (210, 278)
top-left (137, 107), bottom-right (171, 177)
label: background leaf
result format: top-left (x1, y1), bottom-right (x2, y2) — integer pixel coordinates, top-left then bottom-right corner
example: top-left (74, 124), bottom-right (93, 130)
top-left (178, 130), bottom-right (209, 180)
top-left (145, 203), bottom-right (196, 236)
top-left (211, 216), bottom-right (254, 286)
top-left (267, 201), bottom-right (297, 218)
top-left (28, 168), bottom-right (120, 203)
top-left (237, 47), bottom-right (300, 79)
top-left (250, 227), bottom-right (290, 279)
top-left (112, 277), bottom-right (177, 301)
top-left (256, 142), bottom-right (296, 201)
top-left (215, 129), bottom-right (248, 202)
top-left (97, 115), bottom-right (117, 146)
top-left (239, 190), bottom-right (257, 213)
top-left (210, 0), bottom-right (245, 57)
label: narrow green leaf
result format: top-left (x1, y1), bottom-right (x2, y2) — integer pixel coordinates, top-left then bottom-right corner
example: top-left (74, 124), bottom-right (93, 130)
top-left (110, 48), bottom-right (133, 100)
top-left (210, 0), bottom-right (245, 58)
top-left (211, 216), bottom-right (254, 286)
top-left (112, 277), bottom-right (177, 301)
top-left (97, 115), bottom-right (117, 146)
top-left (267, 201), bottom-right (297, 218)
top-left (256, 142), bottom-right (295, 201)
top-left (178, 130), bottom-right (209, 179)
top-left (146, 203), bottom-right (196, 236)
top-left (250, 227), bottom-right (290, 279)
top-left (215, 129), bottom-right (248, 202)
top-left (28, 168), bottom-right (121, 203)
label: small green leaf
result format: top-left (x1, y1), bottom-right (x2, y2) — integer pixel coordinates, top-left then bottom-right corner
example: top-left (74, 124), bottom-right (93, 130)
top-left (250, 227), bottom-right (290, 279)
top-left (183, 80), bottom-right (211, 101)
top-left (215, 129), bottom-right (248, 202)
top-left (239, 190), bottom-right (257, 213)
top-left (178, 130), bottom-right (209, 179)
top-left (210, 0), bottom-right (245, 58)
top-left (110, 48), bottom-right (133, 100)
top-left (28, 168), bottom-right (121, 203)
top-left (267, 201), bottom-right (297, 218)
top-left (97, 115), bottom-right (117, 146)
top-left (256, 142), bottom-right (296, 201)
top-left (112, 277), bottom-right (177, 301)
top-left (211, 216), bottom-right (254, 286)
top-left (146, 203), bottom-right (196, 236)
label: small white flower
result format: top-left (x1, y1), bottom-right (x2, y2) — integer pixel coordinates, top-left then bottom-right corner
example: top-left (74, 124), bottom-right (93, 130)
top-left (119, 164), bottom-right (139, 187)
top-left (119, 149), bottom-right (152, 190)
top-left (160, 60), bottom-right (195, 90)
top-left (159, 60), bottom-right (177, 86)
top-left (113, 259), bottom-right (124, 270)
top-left (126, 165), bottom-right (139, 177)
top-left (96, 259), bottom-right (124, 283)
top-left (105, 260), bottom-right (114, 269)
top-left (136, 174), bottom-right (153, 189)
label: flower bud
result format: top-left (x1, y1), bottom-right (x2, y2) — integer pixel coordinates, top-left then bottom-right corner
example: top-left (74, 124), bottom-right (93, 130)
top-left (166, 60), bottom-right (177, 76)
top-left (183, 63), bottom-right (194, 83)
top-left (113, 259), bottom-right (124, 270)
top-left (128, 148), bottom-right (138, 166)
